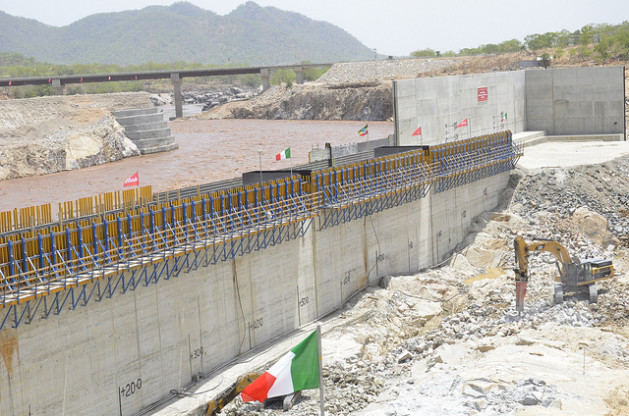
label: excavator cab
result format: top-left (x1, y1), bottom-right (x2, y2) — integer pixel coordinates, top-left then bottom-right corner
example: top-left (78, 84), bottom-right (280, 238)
top-left (563, 259), bottom-right (613, 287)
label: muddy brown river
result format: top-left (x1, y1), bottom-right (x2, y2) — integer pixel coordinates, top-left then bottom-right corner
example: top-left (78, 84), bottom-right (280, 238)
top-left (0, 119), bottom-right (393, 214)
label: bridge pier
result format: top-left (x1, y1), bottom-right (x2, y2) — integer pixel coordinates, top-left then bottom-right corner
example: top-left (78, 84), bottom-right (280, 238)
top-left (295, 67), bottom-right (304, 85)
top-left (260, 68), bottom-right (271, 91)
top-left (52, 78), bottom-right (64, 95)
top-left (171, 72), bottom-right (183, 119)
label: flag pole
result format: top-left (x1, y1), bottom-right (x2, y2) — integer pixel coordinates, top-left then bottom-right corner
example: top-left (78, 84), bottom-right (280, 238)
top-left (317, 325), bottom-right (325, 416)
top-left (468, 118), bottom-right (471, 139)
top-left (257, 150), bottom-right (263, 185)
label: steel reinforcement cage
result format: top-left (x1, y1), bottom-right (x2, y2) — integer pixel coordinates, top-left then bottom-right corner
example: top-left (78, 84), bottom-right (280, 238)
top-left (0, 131), bottom-right (522, 330)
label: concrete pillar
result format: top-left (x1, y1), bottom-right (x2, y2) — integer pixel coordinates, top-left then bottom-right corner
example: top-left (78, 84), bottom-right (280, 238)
top-left (260, 68), bottom-right (271, 91)
top-left (295, 67), bottom-right (304, 85)
top-left (52, 78), bottom-right (64, 95)
top-left (171, 72), bottom-right (183, 119)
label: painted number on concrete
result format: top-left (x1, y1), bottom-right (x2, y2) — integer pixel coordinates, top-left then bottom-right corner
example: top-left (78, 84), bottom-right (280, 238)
top-left (190, 347), bottom-right (205, 360)
top-left (299, 296), bottom-right (309, 306)
top-left (343, 272), bottom-right (351, 285)
top-left (249, 318), bottom-right (263, 330)
top-left (120, 379), bottom-right (142, 398)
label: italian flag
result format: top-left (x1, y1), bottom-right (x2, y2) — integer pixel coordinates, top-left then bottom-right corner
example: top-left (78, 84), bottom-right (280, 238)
top-left (241, 330), bottom-right (319, 403)
top-left (275, 148), bottom-right (291, 161)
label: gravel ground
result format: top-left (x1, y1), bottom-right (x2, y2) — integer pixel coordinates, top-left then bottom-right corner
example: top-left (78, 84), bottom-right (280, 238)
top-left (317, 58), bottom-right (457, 83)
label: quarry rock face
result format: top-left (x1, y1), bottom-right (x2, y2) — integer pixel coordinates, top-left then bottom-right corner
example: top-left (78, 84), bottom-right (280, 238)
top-left (0, 93), bottom-right (149, 180)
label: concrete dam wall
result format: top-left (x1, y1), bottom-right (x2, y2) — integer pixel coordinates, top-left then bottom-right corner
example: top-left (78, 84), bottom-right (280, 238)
top-left (394, 66), bottom-right (625, 145)
top-left (0, 132), bottom-right (520, 415)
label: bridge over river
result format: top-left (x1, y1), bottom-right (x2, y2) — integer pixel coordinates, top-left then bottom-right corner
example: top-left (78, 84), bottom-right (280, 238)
top-left (0, 62), bottom-right (331, 118)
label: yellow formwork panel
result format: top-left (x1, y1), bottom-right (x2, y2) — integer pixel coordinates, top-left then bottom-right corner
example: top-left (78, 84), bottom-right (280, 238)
top-left (0, 135), bottom-right (517, 273)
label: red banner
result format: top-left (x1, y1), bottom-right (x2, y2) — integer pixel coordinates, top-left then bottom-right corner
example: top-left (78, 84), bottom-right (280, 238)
top-left (412, 127), bottom-right (422, 136)
top-left (123, 172), bottom-right (139, 187)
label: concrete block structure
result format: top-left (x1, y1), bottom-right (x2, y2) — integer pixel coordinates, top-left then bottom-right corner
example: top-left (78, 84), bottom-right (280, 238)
top-left (113, 107), bottom-right (179, 154)
top-left (394, 66), bottom-right (625, 145)
top-left (525, 66), bottom-right (625, 135)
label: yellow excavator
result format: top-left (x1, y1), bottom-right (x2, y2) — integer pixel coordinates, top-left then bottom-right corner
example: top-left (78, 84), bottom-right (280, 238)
top-left (513, 236), bottom-right (614, 312)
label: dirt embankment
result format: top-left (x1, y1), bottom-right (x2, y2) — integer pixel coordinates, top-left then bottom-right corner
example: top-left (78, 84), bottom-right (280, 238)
top-left (194, 58), bottom-right (458, 122)
top-left (0, 93), bottom-right (153, 180)
top-left (194, 82), bottom-right (393, 121)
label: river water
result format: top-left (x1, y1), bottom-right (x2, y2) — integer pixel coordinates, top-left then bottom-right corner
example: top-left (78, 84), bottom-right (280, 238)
top-left (0, 119), bottom-right (393, 214)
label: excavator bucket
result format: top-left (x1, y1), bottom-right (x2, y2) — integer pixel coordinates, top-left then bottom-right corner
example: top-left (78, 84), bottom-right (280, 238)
top-left (515, 281), bottom-right (527, 312)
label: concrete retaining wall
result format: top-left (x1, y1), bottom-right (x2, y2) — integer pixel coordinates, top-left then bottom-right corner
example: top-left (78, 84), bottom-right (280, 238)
top-left (394, 71), bottom-right (526, 145)
top-left (525, 66), bottom-right (625, 135)
top-left (394, 66), bottom-right (625, 145)
top-left (0, 171), bottom-right (509, 416)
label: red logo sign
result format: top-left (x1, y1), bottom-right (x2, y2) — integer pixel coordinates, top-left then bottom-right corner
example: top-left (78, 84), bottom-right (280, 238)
top-left (477, 87), bottom-right (488, 102)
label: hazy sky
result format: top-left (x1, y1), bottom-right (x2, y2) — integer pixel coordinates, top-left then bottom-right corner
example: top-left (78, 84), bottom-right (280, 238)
top-left (1, 0), bottom-right (628, 56)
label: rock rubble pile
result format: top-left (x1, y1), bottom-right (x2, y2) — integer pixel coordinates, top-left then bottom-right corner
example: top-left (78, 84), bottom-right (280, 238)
top-left (149, 86), bottom-right (261, 111)
top-left (317, 59), bottom-right (457, 83)
top-left (219, 158), bottom-right (629, 416)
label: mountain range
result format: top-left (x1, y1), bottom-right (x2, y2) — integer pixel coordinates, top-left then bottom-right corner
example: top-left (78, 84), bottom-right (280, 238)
top-left (0, 1), bottom-right (376, 66)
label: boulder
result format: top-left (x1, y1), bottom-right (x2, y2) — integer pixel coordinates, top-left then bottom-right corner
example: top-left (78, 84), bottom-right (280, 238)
top-left (572, 207), bottom-right (619, 246)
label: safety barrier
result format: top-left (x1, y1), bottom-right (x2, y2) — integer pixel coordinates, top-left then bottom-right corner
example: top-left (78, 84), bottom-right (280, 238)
top-left (0, 131), bottom-right (522, 328)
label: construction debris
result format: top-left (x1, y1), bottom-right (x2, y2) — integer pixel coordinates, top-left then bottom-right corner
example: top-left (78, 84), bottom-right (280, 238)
top-left (219, 159), bottom-right (629, 415)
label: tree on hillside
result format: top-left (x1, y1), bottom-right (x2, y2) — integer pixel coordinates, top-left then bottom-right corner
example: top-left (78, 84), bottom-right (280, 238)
top-left (579, 25), bottom-right (595, 45)
top-left (614, 27), bottom-right (629, 63)
top-left (499, 39), bottom-right (523, 53)
top-left (594, 35), bottom-right (612, 63)
top-left (525, 33), bottom-right (557, 50)
top-left (555, 30), bottom-right (573, 47)
top-left (411, 49), bottom-right (438, 58)
top-left (539, 53), bottom-right (551, 68)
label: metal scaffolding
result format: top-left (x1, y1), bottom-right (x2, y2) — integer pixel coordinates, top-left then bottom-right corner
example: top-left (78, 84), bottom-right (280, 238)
top-left (0, 130), bottom-right (523, 331)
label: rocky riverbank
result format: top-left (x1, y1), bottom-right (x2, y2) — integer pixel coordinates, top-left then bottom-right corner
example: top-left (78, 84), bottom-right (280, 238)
top-left (149, 85), bottom-right (261, 111)
top-left (193, 82), bottom-right (393, 121)
top-left (0, 93), bottom-right (152, 180)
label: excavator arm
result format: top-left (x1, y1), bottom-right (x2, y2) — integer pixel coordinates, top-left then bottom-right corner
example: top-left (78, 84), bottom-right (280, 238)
top-left (513, 236), bottom-right (575, 312)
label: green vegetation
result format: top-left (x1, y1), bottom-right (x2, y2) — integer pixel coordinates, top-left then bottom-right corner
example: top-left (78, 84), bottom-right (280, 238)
top-left (411, 21), bottom-right (629, 64)
top-left (411, 49), bottom-right (439, 58)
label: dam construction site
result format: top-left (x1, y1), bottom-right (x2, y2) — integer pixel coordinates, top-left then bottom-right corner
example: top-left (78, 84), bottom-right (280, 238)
top-left (1, 63), bottom-right (629, 416)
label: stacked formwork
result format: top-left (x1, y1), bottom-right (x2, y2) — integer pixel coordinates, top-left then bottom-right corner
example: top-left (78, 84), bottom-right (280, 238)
top-left (0, 131), bottom-right (522, 332)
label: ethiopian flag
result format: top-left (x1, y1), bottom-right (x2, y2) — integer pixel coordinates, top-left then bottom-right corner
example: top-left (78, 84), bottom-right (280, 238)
top-left (275, 148), bottom-right (291, 161)
top-left (357, 124), bottom-right (368, 136)
top-left (241, 330), bottom-right (319, 403)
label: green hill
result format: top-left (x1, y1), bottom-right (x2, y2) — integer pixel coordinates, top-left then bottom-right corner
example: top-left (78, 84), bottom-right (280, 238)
top-left (0, 1), bottom-right (376, 65)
